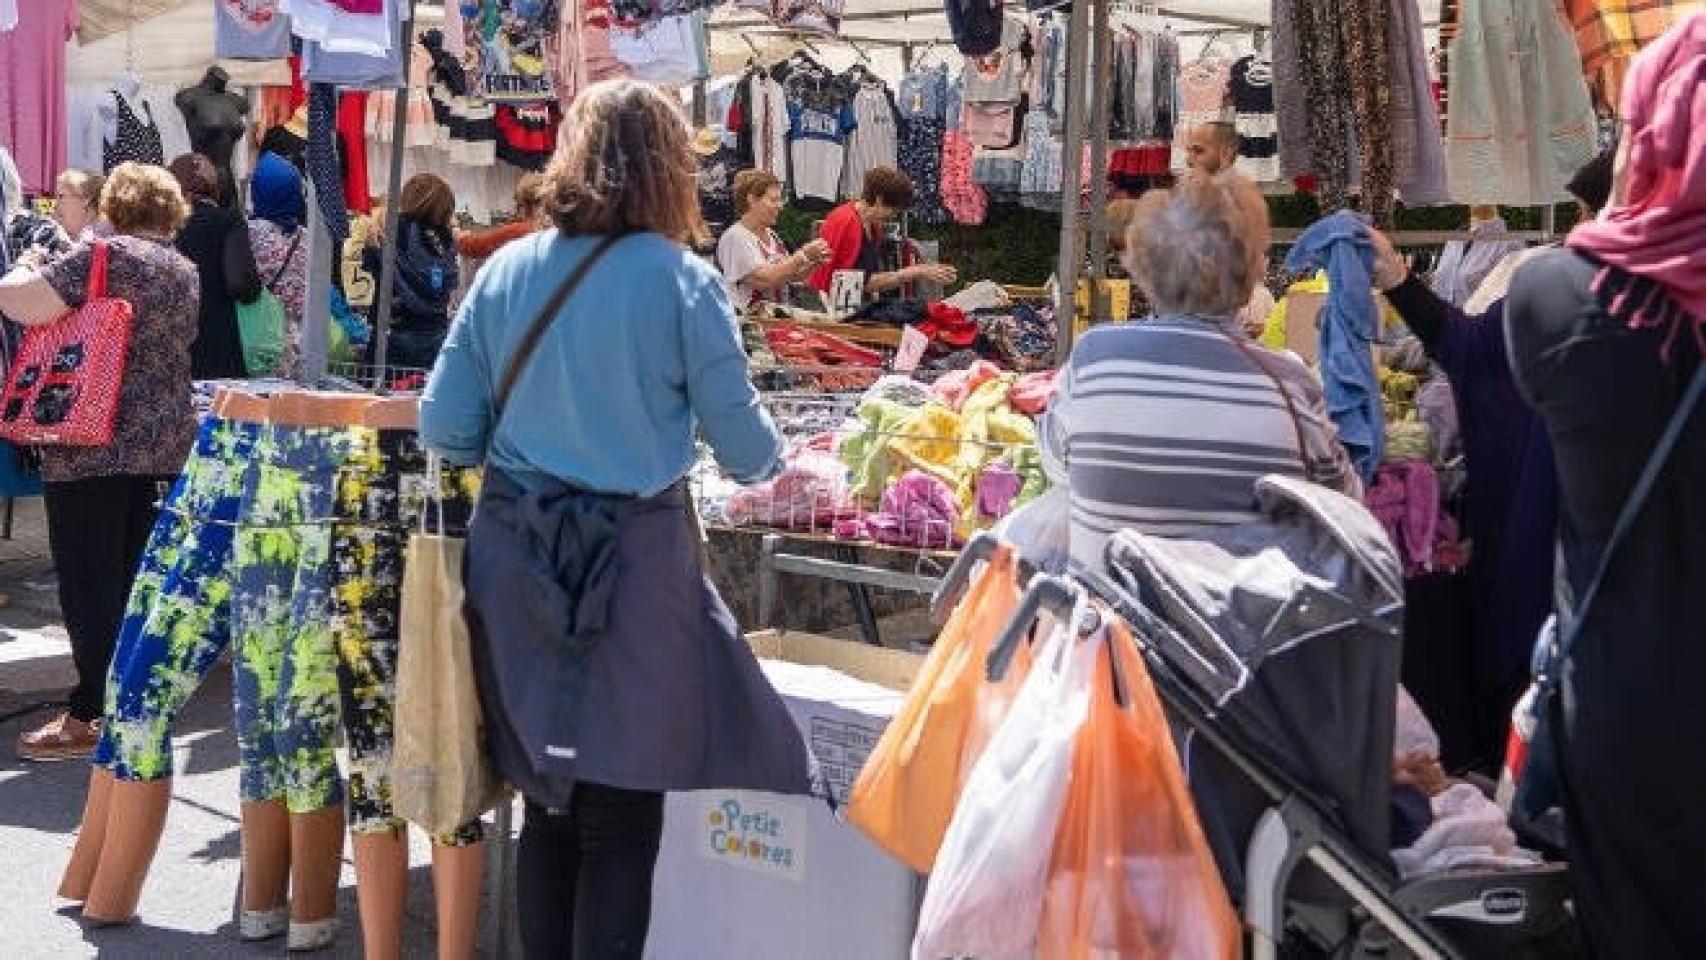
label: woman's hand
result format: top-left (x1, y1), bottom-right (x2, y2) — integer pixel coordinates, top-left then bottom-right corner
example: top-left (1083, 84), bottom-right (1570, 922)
top-left (798, 238), bottom-right (831, 265)
top-left (908, 262), bottom-right (958, 285)
top-left (1367, 226), bottom-right (1409, 292)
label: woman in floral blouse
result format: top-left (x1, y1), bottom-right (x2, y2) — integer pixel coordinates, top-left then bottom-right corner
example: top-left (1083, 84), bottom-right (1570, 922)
top-left (0, 162), bottom-right (200, 762)
top-left (246, 152), bottom-right (309, 378)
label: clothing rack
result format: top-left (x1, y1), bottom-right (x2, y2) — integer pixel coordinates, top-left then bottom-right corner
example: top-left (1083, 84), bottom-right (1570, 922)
top-left (299, 0), bottom-right (418, 390)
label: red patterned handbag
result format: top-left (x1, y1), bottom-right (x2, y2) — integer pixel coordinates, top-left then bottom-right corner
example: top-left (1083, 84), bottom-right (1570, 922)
top-left (0, 242), bottom-right (135, 446)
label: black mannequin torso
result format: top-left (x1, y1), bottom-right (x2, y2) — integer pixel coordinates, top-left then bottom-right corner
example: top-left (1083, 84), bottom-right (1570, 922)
top-left (175, 67), bottom-right (249, 206)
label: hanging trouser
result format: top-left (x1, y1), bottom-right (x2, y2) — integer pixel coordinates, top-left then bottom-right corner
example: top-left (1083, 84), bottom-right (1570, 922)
top-left (96, 417), bottom-right (259, 781)
top-left (329, 427), bottom-right (483, 845)
top-left (230, 424), bottom-right (352, 814)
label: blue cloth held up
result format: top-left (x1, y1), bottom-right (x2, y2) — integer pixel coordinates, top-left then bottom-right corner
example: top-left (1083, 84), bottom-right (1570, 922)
top-left (1285, 211), bottom-right (1385, 485)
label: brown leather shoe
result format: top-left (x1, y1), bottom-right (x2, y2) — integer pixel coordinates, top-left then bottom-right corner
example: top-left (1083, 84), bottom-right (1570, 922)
top-left (17, 712), bottom-right (99, 762)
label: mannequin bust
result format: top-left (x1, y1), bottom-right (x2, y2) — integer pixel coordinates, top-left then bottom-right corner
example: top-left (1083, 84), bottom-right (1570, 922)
top-left (175, 66), bottom-right (249, 206)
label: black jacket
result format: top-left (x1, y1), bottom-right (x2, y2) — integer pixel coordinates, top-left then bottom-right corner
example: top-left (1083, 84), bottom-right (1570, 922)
top-left (176, 201), bottom-right (261, 379)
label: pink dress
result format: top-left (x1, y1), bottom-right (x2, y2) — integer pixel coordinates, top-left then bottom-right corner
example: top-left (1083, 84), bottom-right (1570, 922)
top-left (0, 0), bottom-right (78, 194)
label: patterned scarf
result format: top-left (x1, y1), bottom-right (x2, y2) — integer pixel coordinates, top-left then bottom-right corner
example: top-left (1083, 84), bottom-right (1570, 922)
top-left (1567, 12), bottom-right (1706, 355)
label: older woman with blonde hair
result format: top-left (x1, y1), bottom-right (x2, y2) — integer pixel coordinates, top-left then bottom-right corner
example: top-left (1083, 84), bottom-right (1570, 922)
top-left (0, 162), bottom-right (201, 762)
top-left (1043, 171), bottom-right (1358, 573)
top-left (421, 80), bottom-right (810, 959)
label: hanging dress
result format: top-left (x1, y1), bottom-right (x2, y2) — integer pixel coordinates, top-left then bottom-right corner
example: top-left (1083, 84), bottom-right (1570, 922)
top-left (103, 92), bottom-right (166, 171)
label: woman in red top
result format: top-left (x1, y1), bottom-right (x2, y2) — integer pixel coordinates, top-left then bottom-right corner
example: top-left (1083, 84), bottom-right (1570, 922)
top-left (808, 166), bottom-right (956, 299)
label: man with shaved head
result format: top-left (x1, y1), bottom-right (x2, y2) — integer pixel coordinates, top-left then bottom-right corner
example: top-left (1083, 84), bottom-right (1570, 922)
top-left (1184, 121), bottom-right (1241, 176)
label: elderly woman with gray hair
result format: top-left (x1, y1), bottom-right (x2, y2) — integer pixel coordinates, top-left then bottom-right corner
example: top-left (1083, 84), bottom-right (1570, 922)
top-left (1042, 172), bottom-right (1359, 573)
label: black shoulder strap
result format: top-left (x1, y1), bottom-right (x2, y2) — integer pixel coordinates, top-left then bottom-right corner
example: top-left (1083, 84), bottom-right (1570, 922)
top-left (492, 234), bottom-right (623, 419)
top-left (1559, 364), bottom-right (1703, 660)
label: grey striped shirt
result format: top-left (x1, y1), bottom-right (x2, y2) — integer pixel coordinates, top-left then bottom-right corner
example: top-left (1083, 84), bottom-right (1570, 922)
top-left (1042, 316), bottom-right (1359, 572)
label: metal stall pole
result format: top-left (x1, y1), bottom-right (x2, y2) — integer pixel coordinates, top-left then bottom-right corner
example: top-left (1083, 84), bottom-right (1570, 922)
top-left (370, 3), bottom-right (420, 387)
top-left (692, 80), bottom-right (708, 126)
top-left (1053, 0), bottom-right (1094, 364)
top-left (1084, 0), bottom-right (1116, 326)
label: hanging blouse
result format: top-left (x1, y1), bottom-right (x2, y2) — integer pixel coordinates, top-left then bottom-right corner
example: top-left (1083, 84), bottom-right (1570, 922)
top-left (840, 84), bottom-right (901, 199)
top-left (1173, 56), bottom-right (1231, 170)
top-left (67, 84), bottom-right (193, 176)
top-left (1230, 54), bottom-right (1278, 183)
top-left (1445, 0), bottom-right (1599, 205)
top-left (1019, 110), bottom-right (1063, 200)
top-left (102, 92), bottom-right (167, 171)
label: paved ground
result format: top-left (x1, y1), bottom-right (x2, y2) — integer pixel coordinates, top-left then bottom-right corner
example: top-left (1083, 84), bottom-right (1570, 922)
top-left (0, 498), bottom-right (508, 958)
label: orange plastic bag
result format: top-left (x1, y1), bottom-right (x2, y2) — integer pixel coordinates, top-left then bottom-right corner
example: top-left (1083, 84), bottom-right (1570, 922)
top-left (1037, 618), bottom-right (1242, 960)
top-left (847, 545), bottom-right (1030, 872)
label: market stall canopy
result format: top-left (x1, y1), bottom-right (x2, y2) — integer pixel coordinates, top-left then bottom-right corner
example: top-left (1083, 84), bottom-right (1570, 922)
top-left (75, 0), bottom-right (189, 44)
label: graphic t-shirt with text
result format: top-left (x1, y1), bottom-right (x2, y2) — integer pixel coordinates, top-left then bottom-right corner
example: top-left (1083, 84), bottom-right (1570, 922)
top-left (787, 101), bottom-right (858, 208)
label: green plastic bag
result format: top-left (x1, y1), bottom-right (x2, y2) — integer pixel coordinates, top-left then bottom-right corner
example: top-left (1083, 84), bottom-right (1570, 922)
top-left (236, 291), bottom-right (288, 377)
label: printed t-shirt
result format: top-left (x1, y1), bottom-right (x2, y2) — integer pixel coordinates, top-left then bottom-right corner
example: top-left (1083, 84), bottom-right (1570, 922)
top-left (0, 0), bottom-right (78, 194)
top-left (717, 222), bottom-right (790, 310)
top-left (787, 101), bottom-right (858, 207)
top-left (961, 17), bottom-right (1029, 103)
top-left (217, 0), bottom-right (294, 60)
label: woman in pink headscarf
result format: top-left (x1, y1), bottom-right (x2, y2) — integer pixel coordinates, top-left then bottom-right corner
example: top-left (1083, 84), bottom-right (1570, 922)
top-left (1504, 13), bottom-right (1704, 957)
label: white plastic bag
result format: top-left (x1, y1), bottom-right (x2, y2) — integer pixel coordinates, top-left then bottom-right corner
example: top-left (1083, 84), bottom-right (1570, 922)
top-left (991, 485), bottom-right (1071, 574)
top-left (912, 598), bottom-right (1102, 960)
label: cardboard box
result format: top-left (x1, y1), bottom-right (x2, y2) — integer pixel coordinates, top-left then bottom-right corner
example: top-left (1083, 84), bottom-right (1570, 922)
top-left (645, 633), bottom-right (926, 960)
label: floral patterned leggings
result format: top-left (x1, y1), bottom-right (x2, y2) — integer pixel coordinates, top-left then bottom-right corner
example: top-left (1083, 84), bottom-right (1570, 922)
top-left (97, 419), bottom-right (350, 815)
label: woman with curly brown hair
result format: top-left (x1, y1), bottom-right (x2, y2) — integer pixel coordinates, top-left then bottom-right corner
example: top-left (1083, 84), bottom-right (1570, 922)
top-left (421, 80), bottom-right (811, 959)
top-left (0, 162), bottom-right (201, 763)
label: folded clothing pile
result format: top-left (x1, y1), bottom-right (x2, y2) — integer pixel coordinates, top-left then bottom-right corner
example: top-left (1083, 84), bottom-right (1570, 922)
top-left (722, 449), bottom-right (864, 530)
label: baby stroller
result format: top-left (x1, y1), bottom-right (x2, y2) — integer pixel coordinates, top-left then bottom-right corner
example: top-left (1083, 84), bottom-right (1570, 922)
top-left (1069, 475), bottom-right (1579, 959)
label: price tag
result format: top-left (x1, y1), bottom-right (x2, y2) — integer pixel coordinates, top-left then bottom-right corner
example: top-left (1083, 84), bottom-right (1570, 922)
top-left (830, 270), bottom-right (865, 320)
top-left (894, 325), bottom-right (929, 372)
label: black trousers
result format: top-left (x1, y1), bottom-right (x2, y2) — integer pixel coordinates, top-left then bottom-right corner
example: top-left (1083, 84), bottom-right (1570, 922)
top-left (43, 475), bottom-right (165, 721)
top-left (518, 783), bottom-right (666, 960)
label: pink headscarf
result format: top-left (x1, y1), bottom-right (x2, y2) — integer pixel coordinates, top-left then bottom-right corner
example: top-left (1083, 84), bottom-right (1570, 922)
top-left (1567, 12), bottom-right (1706, 352)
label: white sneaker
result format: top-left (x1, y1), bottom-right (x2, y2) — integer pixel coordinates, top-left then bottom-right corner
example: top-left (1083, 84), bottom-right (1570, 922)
top-left (239, 906), bottom-right (289, 941)
top-left (287, 917), bottom-right (340, 953)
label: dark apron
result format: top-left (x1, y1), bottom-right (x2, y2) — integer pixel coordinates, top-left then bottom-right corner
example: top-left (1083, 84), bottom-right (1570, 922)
top-left (463, 468), bottom-right (813, 809)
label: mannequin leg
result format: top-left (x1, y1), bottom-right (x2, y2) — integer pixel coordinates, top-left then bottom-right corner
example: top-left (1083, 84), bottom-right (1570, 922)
top-left (80, 778), bottom-right (171, 923)
top-left (59, 767), bottom-right (117, 902)
top-left (289, 805), bottom-right (346, 923)
top-left (351, 828), bottom-right (409, 960)
top-left (241, 799), bottom-right (291, 912)
top-left (432, 839), bottom-right (486, 960)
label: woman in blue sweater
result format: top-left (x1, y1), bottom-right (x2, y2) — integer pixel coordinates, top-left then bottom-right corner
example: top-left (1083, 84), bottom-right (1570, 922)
top-left (420, 80), bottom-right (811, 959)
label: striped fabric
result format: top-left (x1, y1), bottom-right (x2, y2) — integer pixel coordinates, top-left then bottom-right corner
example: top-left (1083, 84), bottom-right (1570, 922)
top-left (1563, 0), bottom-right (1702, 106)
top-left (1043, 317), bottom-right (1359, 573)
